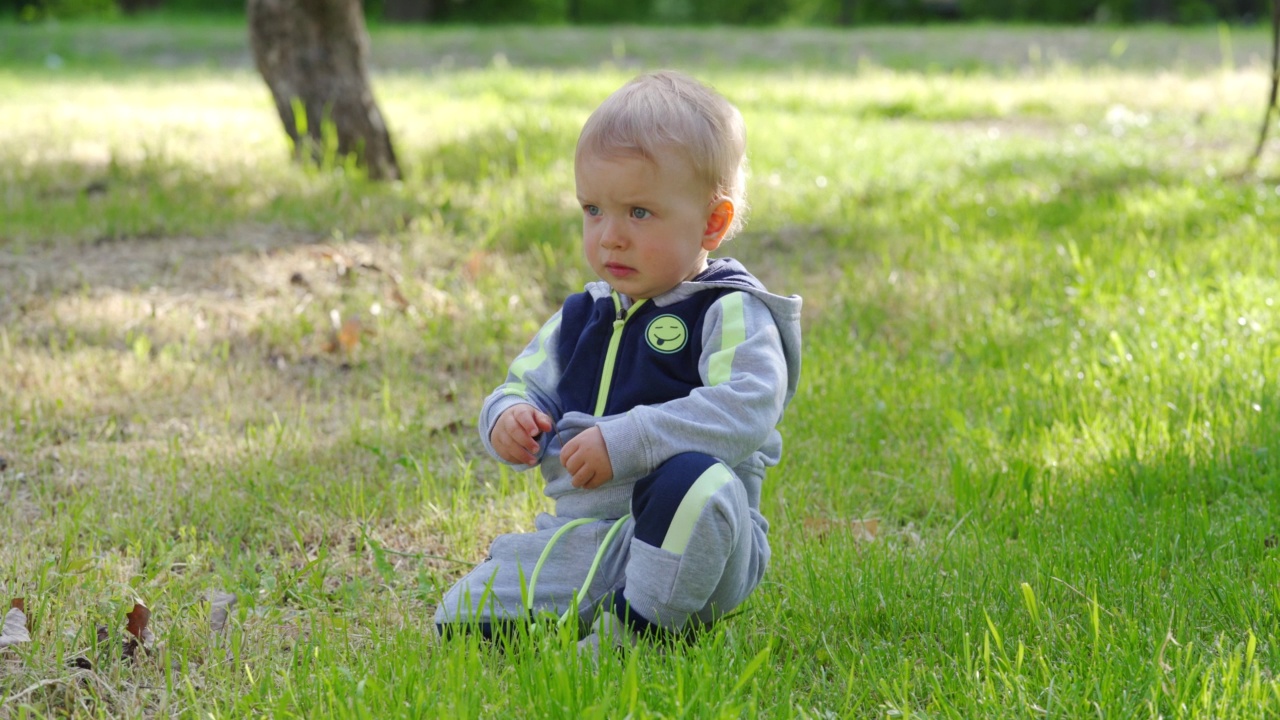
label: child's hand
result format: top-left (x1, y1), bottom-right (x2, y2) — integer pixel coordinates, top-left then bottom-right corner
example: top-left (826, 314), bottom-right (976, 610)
top-left (491, 404), bottom-right (553, 466)
top-left (561, 426), bottom-right (613, 489)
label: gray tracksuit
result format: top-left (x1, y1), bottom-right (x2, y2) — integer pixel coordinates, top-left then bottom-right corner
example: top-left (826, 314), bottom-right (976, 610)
top-left (435, 258), bottom-right (802, 634)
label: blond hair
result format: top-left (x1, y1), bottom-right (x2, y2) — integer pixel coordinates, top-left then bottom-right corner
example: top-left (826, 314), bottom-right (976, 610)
top-left (576, 70), bottom-right (749, 240)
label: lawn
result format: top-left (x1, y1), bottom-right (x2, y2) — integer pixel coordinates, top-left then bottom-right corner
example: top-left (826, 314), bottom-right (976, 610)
top-left (2, 19), bottom-right (1280, 718)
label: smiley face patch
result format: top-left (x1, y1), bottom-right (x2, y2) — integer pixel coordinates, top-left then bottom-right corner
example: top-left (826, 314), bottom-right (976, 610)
top-left (645, 315), bottom-right (688, 354)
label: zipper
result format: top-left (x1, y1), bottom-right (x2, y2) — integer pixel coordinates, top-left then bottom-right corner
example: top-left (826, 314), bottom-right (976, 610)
top-left (593, 293), bottom-right (645, 415)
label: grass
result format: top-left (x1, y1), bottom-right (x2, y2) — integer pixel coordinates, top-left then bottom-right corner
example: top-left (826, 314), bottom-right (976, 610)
top-left (2, 18), bottom-right (1280, 718)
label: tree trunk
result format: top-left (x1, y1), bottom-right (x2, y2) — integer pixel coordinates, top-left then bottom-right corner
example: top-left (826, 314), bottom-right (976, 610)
top-left (1244, 0), bottom-right (1279, 173)
top-left (1140, 0), bottom-right (1175, 21)
top-left (838, 0), bottom-right (855, 25)
top-left (118, 0), bottom-right (164, 14)
top-left (247, 0), bottom-right (401, 181)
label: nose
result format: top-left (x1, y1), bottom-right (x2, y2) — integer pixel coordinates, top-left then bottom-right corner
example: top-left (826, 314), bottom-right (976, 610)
top-left (598, 217), bottom-right (626, 249)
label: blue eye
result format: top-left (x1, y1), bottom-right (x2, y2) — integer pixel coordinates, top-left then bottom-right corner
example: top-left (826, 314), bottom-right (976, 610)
top-left (631, 208), bottom-right (650, 219)
top-left (584, 205), bottom-right (600, 216)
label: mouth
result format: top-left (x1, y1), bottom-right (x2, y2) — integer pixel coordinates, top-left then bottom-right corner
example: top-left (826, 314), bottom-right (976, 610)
top-left (604, 262), bottom-right (636, 277)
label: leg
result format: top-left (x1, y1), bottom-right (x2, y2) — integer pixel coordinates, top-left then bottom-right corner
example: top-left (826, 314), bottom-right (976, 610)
top-left (613, 452), bottom-right (765, 635)
top-left (434, 514), bottom-right (623, 634)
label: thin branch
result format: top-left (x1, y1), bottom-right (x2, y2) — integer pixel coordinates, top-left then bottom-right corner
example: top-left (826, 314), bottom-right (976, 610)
top-left (1245, 0), bottom-right (1280, 173)
top-left (2, 672), bottom-right (92, 707)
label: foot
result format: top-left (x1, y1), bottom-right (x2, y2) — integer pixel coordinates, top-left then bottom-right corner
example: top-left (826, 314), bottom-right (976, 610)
top-left (576, 609), bottom-right (635, 660)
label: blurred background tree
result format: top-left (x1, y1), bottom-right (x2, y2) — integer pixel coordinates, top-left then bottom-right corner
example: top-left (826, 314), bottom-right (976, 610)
top-left (4, 0), bottom-right (1267, 181)
top-left (247, 0), bottom-right (402, 180)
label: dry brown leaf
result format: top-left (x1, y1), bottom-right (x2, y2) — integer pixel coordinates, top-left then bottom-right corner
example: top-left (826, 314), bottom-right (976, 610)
top-left (0, 598), bottom-right (30, 649)
top-left (323, 308), bottom-right (372, 356)
top-left (388, 285), bottom-right (411, 311)
top-left (123, 601), bottom-right (153, 659)
top-left (319, 249), bottom-right (354, 276)
top-left (802, 517), bottom-right (879, 542)
top-left (337, 318), bottom-right (363, 352)
top-left (209, 591), bottom-right (237, 633)
top-left (463, 250), bottom-right (492, 281)
top-left (125, 602), bottom-right (150, 641)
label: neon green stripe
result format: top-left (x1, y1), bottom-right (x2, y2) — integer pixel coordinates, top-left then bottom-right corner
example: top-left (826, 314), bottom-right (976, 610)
top-left (558, 514), bottom-right (632, 626)
top-left (661, 464), bottom-right (733, 554)
top-left (504, 314), bottom-right (561, 399)
top-left (707, 292), bottom-right (746, 386)
top-left (593, 295), bottom-right (645, 416)
top-left (526, 517), bottom-right (594, 614)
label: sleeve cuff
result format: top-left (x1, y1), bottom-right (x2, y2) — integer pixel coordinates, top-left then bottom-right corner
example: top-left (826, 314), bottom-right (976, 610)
top-left (597, 410), bottom-right (652, 482)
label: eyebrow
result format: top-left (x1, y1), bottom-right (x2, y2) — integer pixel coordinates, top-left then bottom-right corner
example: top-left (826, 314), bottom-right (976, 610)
top-left (576, 194), bottom-right (660, 207)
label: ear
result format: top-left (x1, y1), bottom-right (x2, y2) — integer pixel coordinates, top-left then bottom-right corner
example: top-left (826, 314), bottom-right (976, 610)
top-left (702, 199), bottom-right (735, 252)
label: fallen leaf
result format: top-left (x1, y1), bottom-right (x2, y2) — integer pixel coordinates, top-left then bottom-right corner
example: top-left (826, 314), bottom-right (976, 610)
top-left (324, 310), bottom-right (370, 355)
top-left (319, 249), bottom-right (353, 276)
top-left (337, 318), bottom-right (363, 352)
top-left (388, 285), bottom-right (411, 311)
top-left (802, 517), bottom-right (879, 542)
top-left (123, 601), bottom-right (153, 659)
top-left (209, 592), bottom-right (237, 633)
top-left (125, 602), bottom-right (149, 641)
top-left (0, 599), bottom-right (30, 649)
top-left (463, 250), bottom-right (492, 281)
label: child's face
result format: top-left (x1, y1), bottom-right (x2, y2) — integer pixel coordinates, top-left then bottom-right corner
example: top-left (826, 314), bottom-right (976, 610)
top-left (575, 148), bottom-right (729, 300)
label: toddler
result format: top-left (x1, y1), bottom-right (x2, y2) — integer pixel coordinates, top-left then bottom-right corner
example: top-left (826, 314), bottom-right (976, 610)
top-left (435, 70), bottom-right (802, 650)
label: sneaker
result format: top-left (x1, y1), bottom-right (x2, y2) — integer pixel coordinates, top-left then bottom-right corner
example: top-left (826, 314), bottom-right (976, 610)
top-left (576, 609), bottom-right (635, 660)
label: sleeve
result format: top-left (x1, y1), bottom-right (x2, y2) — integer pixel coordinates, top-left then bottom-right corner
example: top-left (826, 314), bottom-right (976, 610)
top-left (596, 291), bottom-right (789, 481)
top-left (477, 309), bottom-right (565, 468)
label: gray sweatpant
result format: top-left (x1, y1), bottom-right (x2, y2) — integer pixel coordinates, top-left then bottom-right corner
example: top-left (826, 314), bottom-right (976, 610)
top-left (434, 452), bottom-right (770, 635)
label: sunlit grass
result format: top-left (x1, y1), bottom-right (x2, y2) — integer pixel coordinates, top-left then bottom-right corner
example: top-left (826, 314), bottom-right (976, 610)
top-left (2, 23), bottom-right (1280, 718)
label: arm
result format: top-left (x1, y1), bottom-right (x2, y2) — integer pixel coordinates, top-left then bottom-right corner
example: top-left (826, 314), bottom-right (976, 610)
top-left (478, 310), bottom-right (565, 469)
top-left (596, 292), bottom-right (790, 482)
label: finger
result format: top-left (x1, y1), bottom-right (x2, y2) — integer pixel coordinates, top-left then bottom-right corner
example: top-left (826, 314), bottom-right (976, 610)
top-left (534, 411), bottom-right (553, 433)
top-left (522, 433), bottom-right (540, 454)
top-left (564, 456), bottom-right (584, 485)
top-left (516, 412), bottom-right (541, 436)
top-left (498, 436), bottom-right (536, 466)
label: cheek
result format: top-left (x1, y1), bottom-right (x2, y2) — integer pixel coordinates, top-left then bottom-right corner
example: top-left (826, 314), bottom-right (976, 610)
top-left (582, 233), bottom-right (601, 262)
